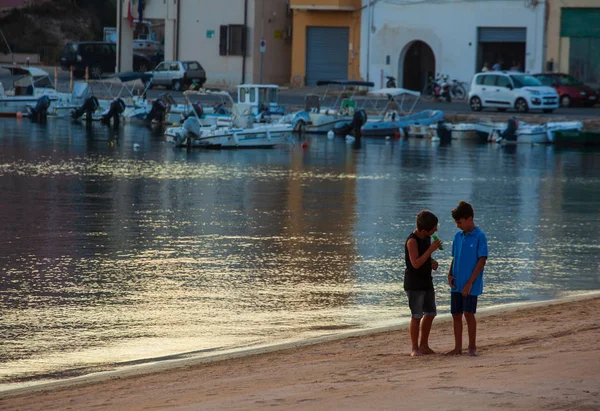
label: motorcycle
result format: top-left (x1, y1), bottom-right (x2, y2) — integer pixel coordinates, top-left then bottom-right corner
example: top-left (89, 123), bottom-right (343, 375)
top-left (385, 75), bottom-right (396, 88)
top-left (424, 74), bottom-right (452, 102)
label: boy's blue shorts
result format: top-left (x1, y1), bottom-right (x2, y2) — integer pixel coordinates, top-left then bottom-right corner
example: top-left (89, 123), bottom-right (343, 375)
top-left (450, 292), bottom-right (478, 314)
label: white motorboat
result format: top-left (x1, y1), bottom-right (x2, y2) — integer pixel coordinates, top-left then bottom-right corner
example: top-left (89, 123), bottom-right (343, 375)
top-left (165, 91), bottom-right (293, 149)
top-left (290, 80), bottom-right (375, 134)
top-left (0, 65), bottom-right (84, 117)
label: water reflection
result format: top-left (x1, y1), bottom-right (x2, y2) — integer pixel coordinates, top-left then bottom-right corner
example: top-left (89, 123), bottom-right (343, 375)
top-left (0, 120), bottom-right (599, 387)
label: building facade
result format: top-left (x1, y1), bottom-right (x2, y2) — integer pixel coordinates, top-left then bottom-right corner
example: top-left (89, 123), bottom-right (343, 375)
top-left (289, 0), bottom-right (362, 86)
top-left (545, 0), bottom-right (600, 87)
top-left (116, 0), bottom-right (292, 87)
top-left (360, 0), bottom-right (546, 91)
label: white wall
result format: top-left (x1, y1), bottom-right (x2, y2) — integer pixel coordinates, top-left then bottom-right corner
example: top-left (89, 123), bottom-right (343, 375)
top-left (360, 0), bottom-right (546, 89)
top-left (120, 0), bottom-right (253, 86)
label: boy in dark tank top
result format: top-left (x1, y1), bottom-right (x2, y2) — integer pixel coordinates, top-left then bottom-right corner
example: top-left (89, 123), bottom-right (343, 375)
top-left (404, 210), bottom-right (443, 356)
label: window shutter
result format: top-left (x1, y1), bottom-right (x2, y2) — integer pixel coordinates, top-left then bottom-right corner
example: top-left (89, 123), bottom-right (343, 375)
top-left (219, 25), bottom-right (228, 56)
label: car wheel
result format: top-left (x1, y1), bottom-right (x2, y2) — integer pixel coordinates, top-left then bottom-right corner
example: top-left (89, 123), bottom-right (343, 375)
top-left (515, 98), bottom-right (529, 113)
top-left (173, 80), bottom-right (183, 92)
top-left (90, 64), bottom-right (103, 79)
top-left (560, 95), bottom-right (571, 108)
top-left (470, 96), bottom-right (482, 112)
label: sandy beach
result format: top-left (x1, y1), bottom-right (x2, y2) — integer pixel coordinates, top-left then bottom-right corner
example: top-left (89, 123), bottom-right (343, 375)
top-left (1, 294), bottom-right (599, 410)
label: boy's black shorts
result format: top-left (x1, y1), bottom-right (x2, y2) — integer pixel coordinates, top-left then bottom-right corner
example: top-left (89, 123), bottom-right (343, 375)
top-left (406, 289), bottom-right (437, 319)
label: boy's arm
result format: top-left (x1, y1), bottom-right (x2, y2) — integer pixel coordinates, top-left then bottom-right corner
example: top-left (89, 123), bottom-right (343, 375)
top-left (447, 259), bottom-right (456, 289)
top-left (461, 256), bottom-right (487, 297)
top-left (407, 238), bottom-right (438, 269)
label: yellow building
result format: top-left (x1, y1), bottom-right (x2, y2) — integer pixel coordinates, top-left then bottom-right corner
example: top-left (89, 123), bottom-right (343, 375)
top-left (546, 0), bottom-right (600, 86)
top-left (289, 0), bottom-right (362, 86)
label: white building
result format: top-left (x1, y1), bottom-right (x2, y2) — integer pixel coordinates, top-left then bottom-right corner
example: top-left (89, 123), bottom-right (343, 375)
top-left (360, 0), bottom-right (546, 91)
top-left (116, 0), bottom-right (292, 87)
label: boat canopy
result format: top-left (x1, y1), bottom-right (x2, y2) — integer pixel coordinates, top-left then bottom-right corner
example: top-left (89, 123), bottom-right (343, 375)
top-left (108, 71), bottom-right (154, 83)
top-left (183, 89), bottom-right (235, 105)
top-left (1, 65), bottom-right (50, 77)
top-left (316, 80), bottom-right (375, 88)
top-left (237, 84), bottom-right (279, 89)
top-left (369, 87), bottom-right (421, 98)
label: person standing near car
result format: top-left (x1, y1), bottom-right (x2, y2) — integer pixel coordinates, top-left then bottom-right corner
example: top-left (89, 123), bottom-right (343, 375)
top-left (481, 62), bottom-right (490, 72)
top-left (492, 59), bottom-right (503, 71)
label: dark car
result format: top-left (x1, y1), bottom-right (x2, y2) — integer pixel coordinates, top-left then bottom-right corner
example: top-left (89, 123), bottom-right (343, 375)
top-left (533, 73), bottom-right (598, 107)
top-left (59, 41), bottom-right (153, 79)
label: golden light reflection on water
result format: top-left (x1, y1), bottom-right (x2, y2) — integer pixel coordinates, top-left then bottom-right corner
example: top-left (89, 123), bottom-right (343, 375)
top-left (1, 126), bottom-right (599, 388)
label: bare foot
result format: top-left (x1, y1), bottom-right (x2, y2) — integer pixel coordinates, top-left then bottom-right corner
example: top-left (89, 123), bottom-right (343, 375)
top-left (411, 349), bottom-right (423, 357)
top-left (444, 349), bottom-right (462, 356)
top-left (468, 348), bottom-right (478, 357)
top-left (420, 346), bottom-right (435, 355)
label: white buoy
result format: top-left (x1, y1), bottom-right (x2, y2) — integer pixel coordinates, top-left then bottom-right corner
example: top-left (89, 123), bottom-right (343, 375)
top-left (431, 136), bottom-right (441, 143)
top-left (345, 135), bottom-right (355, 142)
top-left (327, 130), bottom-right (335, 140)
top-left (133, 143), bottom-right (140, 149)
top-left (385, 136), bottom-right (391, 140)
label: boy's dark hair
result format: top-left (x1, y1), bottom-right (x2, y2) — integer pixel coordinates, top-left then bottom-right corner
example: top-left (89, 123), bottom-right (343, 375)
top-left (416, 210), bottom-right (438, 232)
top-left (451, 201), bottom-right (474, 220)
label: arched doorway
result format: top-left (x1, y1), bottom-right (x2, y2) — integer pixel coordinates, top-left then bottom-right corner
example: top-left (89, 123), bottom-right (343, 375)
top-left (401, 41), bottom-right (435, 93)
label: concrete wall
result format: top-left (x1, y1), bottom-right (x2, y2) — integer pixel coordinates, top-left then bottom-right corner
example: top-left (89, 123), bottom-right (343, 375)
top-left (360, 0), bottom-right (546, 89)
top-left (118, 0), bottom-right (291, 87)
top-left (545, 0), bottom-right (599, 74)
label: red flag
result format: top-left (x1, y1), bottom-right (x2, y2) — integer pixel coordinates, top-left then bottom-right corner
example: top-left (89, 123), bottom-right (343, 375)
top-left (127, 2), bottom-right (134, 28)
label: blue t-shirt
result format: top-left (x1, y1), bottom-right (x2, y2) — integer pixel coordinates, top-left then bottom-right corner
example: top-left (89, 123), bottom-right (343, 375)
top-left (451, 227), bottom-right (488, 296)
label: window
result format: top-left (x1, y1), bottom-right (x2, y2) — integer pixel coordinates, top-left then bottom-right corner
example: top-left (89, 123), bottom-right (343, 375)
top-left (155, 62), bottom-right (168, 72)
top-left (219, 24), bottom-right (247, 56)
top-left (483, 75), bottom-right (497, 86)
top-left (476, 75), bottom-right (487, 85)
top-left (558, 75), bottom-right (582, 86)
top-left (536, 75), bottom-right (555, 86)
top-left (509, 74), bottom-right (542, 88)
top-left (496, 76), bottom-right (511, 88)
top-left (170, 62), bottom-right (180, 71)
top-left (186, 62), bottom-right (201, 70)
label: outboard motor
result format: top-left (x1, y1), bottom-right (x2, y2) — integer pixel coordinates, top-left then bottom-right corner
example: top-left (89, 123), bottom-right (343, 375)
top-left (72, 96), bottom-right (99, 121)
top-left (499, 116), bottom-right (518, 143)
top-left (101, 98), bottom-right (126, 125)
top-left (30, 95), bottom-right (51, 122)
top-left (145, 98), bottom-right (167, 122)
top-left (436, 120), bottom-right (452, 143)
top-left (349, 109), bottom-right (368, 148)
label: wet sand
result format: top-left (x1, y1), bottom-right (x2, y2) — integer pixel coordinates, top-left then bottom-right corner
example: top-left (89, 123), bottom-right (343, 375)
top-left (1, 293), bottom-right (599, 410)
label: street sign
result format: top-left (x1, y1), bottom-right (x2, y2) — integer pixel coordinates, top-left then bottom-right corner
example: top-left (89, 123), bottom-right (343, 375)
top-left (260, 39), bottom-right (266, 53)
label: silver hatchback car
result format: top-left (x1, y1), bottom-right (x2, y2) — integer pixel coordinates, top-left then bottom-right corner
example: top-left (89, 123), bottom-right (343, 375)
top-left (149, 60), bottom-right (206, 91)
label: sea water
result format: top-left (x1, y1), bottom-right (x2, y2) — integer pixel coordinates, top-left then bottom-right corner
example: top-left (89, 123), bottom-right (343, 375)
top-left (0, 119), bottom-right (599, 388)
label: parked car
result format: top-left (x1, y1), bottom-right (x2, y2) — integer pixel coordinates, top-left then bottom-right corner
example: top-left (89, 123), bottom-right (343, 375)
top-left (468, 72), bottom-right (559, 113)
top-left (59, 41), bottom-right (153, 79)
top-left (148, 60), bottom-right (206, 91)
top-left (533, 73), bottom-right (598, 108)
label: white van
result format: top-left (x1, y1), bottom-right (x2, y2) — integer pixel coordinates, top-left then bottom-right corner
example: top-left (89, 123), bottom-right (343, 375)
top-left (468, 72), bottom-right (559, 113)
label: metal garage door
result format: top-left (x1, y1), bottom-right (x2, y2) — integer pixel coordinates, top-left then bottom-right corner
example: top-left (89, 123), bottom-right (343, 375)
top-left (478, 27), bottom-right (526, 43)
top-left (305, 27), bottom-right (349, 86)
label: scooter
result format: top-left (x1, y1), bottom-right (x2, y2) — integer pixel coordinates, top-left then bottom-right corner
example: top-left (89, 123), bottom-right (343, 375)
top-left (385, 76), bottom-right (396, 88)
top-left (433, 75), bottom-right (452, 102)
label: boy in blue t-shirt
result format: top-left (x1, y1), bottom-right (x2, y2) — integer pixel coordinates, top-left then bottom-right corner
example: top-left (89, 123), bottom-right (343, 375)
top-left (446, 201), bottom-right (488, 357)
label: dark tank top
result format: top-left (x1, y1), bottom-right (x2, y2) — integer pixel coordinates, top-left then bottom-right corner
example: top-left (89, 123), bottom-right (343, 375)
top-left (404, 232), bottom-right (434, 291)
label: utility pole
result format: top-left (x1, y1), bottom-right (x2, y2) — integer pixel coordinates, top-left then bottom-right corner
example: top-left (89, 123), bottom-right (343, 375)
top-left (259, 0), bottom-right (265, 84)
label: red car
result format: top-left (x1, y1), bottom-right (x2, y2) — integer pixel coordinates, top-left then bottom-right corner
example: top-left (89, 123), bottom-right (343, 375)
top-left (533, 73), bottom-right (598, 108)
